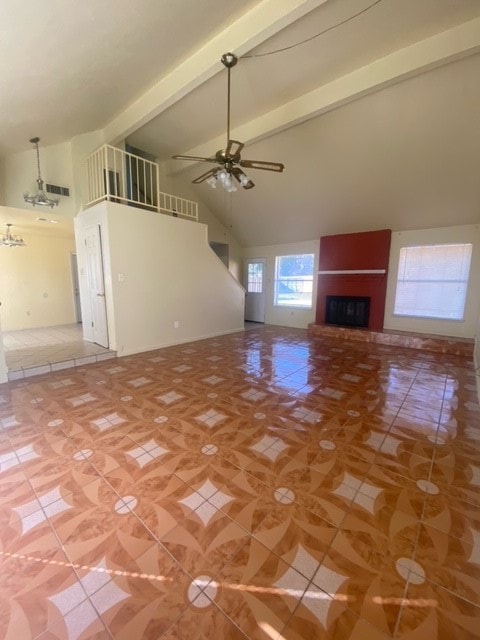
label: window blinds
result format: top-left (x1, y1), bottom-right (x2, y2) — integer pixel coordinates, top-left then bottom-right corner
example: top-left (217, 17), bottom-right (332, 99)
top-left (394, 243), bottom-right (473, 320)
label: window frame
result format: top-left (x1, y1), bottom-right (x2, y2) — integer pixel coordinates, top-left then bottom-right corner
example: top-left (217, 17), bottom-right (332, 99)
top-left (273, 253), bottom-right (315, 309)
top-left (392, 242), bottom-right (473, 322)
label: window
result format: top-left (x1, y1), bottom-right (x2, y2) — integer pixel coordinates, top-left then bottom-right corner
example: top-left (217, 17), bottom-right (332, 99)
top-left (394, 243), bottom-right (472, 320)
top-left (274, 254), bottom-right (314, 308)
top-left (247, 262), bottom-right (264, 293)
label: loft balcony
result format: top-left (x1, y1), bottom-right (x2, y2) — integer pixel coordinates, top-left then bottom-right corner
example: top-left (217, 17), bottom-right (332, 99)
top-left (84, 144), bottom-right (198, 221)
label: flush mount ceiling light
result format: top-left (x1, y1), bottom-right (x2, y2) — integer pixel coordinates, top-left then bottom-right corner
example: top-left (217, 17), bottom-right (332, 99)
top-left (23, 137), bottom-right (59, 208)
top-left (172, 52), bottom-right (284, 192)
top-left (36, 217), bottom-right (59, 224)
top-left (0, 224), bottom-right (26, 247)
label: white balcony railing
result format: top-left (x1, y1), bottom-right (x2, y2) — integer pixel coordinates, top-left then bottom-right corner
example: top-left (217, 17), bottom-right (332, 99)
top-left (84, 145), bottom-right (198, 221)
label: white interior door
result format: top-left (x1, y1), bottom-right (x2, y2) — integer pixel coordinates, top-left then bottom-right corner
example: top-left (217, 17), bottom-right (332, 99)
top-left (245, 259), bottom-right (266, 323)
top-left (84, 225), bottom-right (108, 348)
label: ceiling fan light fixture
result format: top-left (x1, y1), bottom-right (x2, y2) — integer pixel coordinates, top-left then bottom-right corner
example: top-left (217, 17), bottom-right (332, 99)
top-left (0, 223), bottom-right (26, 247)
top-left (172, 52), bottom-right (284, 190)
top-left (206, 176), bottom-right (217, 189)
top-left (239, 174), bottom-right (252, 188)
top-left (218, 170), bottom-right (237, 192)
top-left (23, 137), bottom-right (59, 209)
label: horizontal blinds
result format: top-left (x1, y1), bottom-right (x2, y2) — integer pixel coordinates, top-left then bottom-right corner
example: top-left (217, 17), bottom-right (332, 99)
top-left (394, 243), bottom-right (473, 320)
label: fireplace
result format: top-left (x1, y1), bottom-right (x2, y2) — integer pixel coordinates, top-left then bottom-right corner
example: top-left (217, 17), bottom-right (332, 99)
top-left (315, 230), bottom-right (391, 331)
top-left (325, 296), bottom-right (370, 328)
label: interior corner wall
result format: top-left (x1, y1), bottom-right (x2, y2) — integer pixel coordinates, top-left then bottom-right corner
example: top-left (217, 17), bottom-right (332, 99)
top-left (75, 201), bottom-right (245, 356)
top-left (384, 224), bottom-right (480, 338)
top-left (70, 130), bottom-right (104, 213)
top-left (243, 240), bottom-right (318, 329)
top-left (0, 228), bottom-right (76, 330)
top-left (158, 161), bottom-right (243, 282)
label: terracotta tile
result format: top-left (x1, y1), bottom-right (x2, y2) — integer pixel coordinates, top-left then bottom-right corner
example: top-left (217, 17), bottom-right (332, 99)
top-left (395, 580), bottom-right (480, 639)
top-left (0, 543), bottom-right (80, 639)
top-left (0, 326), bottom-right (477, 639)
top-left (160, 603), bottom-right (249, 640)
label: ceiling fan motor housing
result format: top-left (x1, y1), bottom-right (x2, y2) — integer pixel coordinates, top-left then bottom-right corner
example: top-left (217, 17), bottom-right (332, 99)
top-left (215, 148), bottom-right (241, 164)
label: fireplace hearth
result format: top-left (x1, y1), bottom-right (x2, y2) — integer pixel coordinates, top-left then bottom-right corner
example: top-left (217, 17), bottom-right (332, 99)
top-left (325, 296), bottom-right (370, 328)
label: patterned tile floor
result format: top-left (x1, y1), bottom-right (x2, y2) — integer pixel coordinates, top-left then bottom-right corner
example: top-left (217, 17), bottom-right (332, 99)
top-left (0, 326), bottom-right (479, 639)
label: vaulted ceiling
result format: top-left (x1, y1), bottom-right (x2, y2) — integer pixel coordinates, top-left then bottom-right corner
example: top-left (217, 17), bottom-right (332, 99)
top-left (2, 0), bottom-right (480, 246)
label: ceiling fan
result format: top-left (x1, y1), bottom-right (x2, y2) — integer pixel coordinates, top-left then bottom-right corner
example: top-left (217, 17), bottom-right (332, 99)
top-left (172, 52), bottom-right (285, 191)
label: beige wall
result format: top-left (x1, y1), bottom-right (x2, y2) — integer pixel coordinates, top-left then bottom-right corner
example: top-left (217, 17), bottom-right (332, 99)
top-left (243, 240), bottom-right (318, 329)
top-left (75, 201), bottom-right (245, 356)
top-left (384, 224), bottom-right (480, 338)
top-left (0, 228), bottom-right (76, 331)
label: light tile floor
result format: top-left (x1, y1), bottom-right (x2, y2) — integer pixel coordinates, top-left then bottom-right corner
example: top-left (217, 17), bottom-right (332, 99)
top-left (0, 326), bottom-right (479, 639)
top-left (2, 324), bottom-right (114, 376)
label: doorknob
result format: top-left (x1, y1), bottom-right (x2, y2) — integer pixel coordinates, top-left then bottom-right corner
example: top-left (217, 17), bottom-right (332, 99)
top-left (96, 293), bottom-right (105, 297)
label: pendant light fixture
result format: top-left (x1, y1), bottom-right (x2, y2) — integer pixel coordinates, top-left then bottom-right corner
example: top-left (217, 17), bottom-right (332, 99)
top-left (23, 137), bottom-right (59, 208)
top-left (0, 224), bottom-right (26, 247)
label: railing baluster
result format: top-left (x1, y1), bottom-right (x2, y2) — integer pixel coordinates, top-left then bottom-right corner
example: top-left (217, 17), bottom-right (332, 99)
top-left (84, 145), bottom-right (198, 220)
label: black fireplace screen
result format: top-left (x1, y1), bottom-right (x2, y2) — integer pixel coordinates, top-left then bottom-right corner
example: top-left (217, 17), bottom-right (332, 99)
top-left (325, 296), bottom-right (370, 328)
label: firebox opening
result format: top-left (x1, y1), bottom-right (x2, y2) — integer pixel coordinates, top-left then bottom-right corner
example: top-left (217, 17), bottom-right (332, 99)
top-left (325, 296), bottom-right (371, 328)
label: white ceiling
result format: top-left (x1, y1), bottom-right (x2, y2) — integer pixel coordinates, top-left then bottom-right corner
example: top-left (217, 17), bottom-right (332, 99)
top-left (0, 0), bottom-right (261, 154)
top-left (2, 0), bottom-right (480, 246)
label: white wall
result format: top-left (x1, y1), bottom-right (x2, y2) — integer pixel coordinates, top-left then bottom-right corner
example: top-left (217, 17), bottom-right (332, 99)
top-left (75, 202), bottom-right (245, 356)
top-left (0, 313), bottom-right (7, 383)
top-left (0, 226), bottom-right (76, 330)
top-left (0, 158), bottom-right (5, 207)
top-left (243, 240), bottom-right (318, 329)
top-left (474, 298), bottom-right (480, 403)
top-left (384, 224), bottom-right (480, 338)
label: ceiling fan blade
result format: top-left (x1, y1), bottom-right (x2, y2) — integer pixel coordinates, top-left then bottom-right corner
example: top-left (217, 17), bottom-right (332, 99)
top-left (192, 168), bottom-right (219, 184)
top-left (231, 167), bottom-right (255, 189)
top-left (225, 139), bottom-right (244, 158)
top-left (239, 159), bottom-right (285, 172)
top-left (172, 154), bottom-right (217, 163)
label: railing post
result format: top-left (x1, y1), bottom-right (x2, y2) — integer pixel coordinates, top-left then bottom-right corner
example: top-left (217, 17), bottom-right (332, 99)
top-left (156, 163), bottom-right (160, 213)
top-left (104, 146), bottom-right (110, 201)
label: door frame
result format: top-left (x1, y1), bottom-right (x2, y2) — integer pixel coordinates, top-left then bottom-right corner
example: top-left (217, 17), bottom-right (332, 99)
top-left (244, 257), bottom-right (267, 323)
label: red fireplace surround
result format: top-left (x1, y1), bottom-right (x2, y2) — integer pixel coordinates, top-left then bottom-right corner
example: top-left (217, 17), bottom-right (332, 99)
top-left (315, 229), bottom-right (391, 332)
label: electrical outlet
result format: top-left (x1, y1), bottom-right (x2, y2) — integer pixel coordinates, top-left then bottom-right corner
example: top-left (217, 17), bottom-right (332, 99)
top-left (174, 321), bottom-right (180, 328)
top-left (118, 273), bottom-right (125, 282)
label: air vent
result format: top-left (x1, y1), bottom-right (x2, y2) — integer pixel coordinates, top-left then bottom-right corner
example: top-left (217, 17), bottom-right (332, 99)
top-left (46, 183), bottom-right (70, 197)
